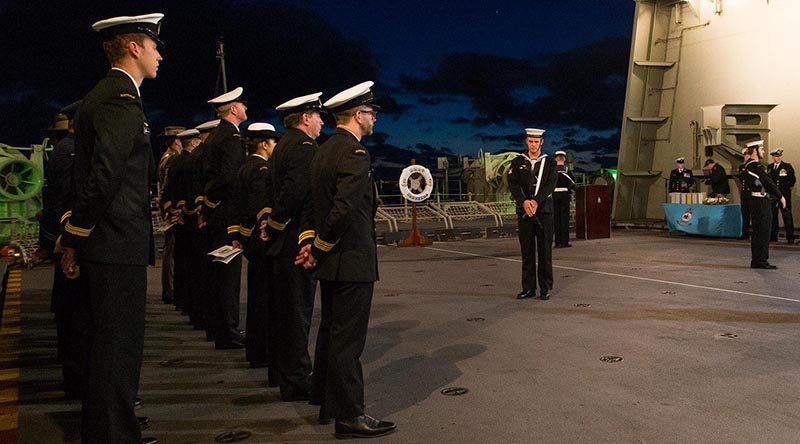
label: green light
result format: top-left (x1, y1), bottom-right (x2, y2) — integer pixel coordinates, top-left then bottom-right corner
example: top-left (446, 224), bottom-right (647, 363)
top-left (605, 168), bottom-right (618, 181)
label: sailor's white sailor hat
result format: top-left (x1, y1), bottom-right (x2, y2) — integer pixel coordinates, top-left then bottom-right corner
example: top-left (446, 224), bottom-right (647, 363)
top-left (276, 92), bottom-right (324, 116)
top-left (746, 140), bottom-right (764, 148)
top-left (525, 128), bottom-right (545, 138)
top-left (324, 81), bottom-right (378, 114)
top-left (92, 13), bottom-right (165, 47)
top-left (247, 122), bottom-right (279, 139)
top-left (554, 150), bottom-right (567, 157)
top-left (177, 129), bottom-right (200, 139)
top-left (675, 157), bottom-right (685, 163)
top-left (195, 119), bottom-right (221, 133)
top-left (208, 87), bottom-right (245, 109)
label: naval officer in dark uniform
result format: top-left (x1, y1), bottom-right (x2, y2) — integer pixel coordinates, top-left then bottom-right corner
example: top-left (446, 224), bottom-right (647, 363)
top-left (668, 157), bottom-right (694, 193)
top-left (742, 140), bottom-right (786, 269)
top-left (704, 158), bottom-right (731, 197)
top-left (508, 128), bottom-right (558, 300)
top-left (56, 13), bottom-right (164, 444)
top-left (552, 150), bottom-right (575, 248)
top-left (767, 149), bottom-right (795, 243)
top-left (739, 148), bottom-right (752, 239)
top-left (203, 87), bottom-right (248, 349)
top-left (238, 123), bottom-right (278, 370)
top-left (260, 92), bottom-right (324, 401)
top-left (297, 81), bottom-right (396, 438)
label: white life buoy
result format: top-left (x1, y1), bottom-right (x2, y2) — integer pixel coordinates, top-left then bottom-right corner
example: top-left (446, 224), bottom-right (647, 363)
top-left (399, 165), bottom-right (434, 203)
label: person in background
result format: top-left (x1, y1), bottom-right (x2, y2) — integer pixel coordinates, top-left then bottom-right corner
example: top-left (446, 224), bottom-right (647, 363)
top-left (739, 148), bottom-right (752, 239)
top-left (668, 157), bottom-right (694, 193)
top-left (704, 158), bottom-right (731, 197)
top-left (767, 149), bottom-right (795, 243)
top-left (552, 150), bottom-right (575, 248)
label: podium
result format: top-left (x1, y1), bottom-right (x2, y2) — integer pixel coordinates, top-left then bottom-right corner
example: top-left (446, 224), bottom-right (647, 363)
top-left (575, 185), bottom-right (610, 239)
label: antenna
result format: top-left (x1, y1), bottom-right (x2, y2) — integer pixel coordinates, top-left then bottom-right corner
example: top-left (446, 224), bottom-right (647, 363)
top-left (215, 34), bottom-right (228, 94)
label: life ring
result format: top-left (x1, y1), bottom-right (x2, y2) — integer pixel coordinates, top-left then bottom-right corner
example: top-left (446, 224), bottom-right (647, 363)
top-left (399, 165), bottom-right (434, 203)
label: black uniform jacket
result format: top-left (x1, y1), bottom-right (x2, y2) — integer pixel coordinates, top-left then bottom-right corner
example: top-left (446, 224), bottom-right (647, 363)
top-left (263, 127), bottom-right (317, 257)
top-left (203, 119), bottom-right (245, 241)
top-left (554, 166), bottom-right (576, 195)
top-left (237, 154), bottom-right (270, 258)
top-left (306, 128), bottom-right (378, 283)
top-left (61, 69), bottom-right (155, 266)
top-left (40, 134), bottom-right (75, 250)
top-left (188, 142), bottom-right (208, 213)
top-left (163, 151), bottom-right (192, 214)
top-left (768, 161), bottom-right (796, 196)
top-left (668, 168), bottom-right (694, 192)
top-left (705, 163), bottom-right (731, 195)
top-left (508, 153), bottom-right (558, 215)
top-left (744, 160), bottom-right (782, 199)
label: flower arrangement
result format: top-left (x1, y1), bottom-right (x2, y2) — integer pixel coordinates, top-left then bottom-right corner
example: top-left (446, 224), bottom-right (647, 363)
top-left (702, 196), bottom-right (729, 205)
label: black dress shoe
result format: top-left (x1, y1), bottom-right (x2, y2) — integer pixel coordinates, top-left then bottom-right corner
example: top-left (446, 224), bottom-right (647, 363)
top-left (215, 339), bottom-right (246, 350)
top-left (137, 416), bottom-right (150, 430)
top-left (516, 289), bottom-right (534, 300)
top-left (540, 292), bottom-right (550, 300)
top-left (563, 243), bottom-right (572, 248)
top-left (134, 397), bottom-right (143, 409)
top-left (281, 391), bottom-right (312, 402)
top-left (751, 263), bottom-right (778, 269)
top-left (335, 415), bottom-right (397, 439)
top-left (249, 361), bottom-right (269, 369)
top-left (142, 438), bottom-right (159, 444)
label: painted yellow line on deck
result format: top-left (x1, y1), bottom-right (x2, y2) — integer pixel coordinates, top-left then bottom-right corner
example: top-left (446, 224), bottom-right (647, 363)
top-left (0, 268), bottom-right (22, 440)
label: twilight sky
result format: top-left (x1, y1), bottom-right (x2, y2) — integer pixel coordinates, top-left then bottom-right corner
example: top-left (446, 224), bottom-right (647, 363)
top-left (0, 0), bottom-right (634, 172)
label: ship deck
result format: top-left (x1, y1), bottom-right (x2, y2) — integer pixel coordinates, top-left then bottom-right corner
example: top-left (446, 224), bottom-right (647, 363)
top-left (9, 230), bottom-right (800, 443)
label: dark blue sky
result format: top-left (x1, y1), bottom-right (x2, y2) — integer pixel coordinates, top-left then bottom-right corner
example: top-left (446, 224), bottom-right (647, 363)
top-left (1, 0), bottom-right (634, 171)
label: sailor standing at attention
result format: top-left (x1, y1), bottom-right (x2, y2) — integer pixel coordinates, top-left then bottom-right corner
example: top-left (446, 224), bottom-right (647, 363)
top-left (56, 13), bottom-right (164, 444)
top-left (508, 128), bottom-right (558, 300)
top-left (767, 149), bottom-right (795, 243)
top-left (743, 140), bottom-right (786, 269)
top-left (552, 150), bottom-right (575, 248)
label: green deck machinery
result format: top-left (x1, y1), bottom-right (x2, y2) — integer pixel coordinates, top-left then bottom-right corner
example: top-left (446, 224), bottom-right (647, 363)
top-left (0, 139), bottom-right (47, 248)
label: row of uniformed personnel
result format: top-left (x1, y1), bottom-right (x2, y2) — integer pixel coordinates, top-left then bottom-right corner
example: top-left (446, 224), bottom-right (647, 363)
top-left (45, 12), bottom-right (395, 443)
top-left (158, 81), bottom-right (396, 438)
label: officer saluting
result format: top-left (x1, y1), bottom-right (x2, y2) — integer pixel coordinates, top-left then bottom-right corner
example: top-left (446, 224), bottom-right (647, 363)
top-left (743, 140), bottom-right (786, 269)
top-left (56, 13), bottom-right (164, 444)
top-left (508, 129), bottom-right (558, 300)
top-left (297, 81), bottom-right (396, 438)
top-left (204, 87), bottom-right (248, 349)
top-left (767, 149), bottom-right (795, 243)
top-left (668, 157), bottom-right (694, 193)
top-left (553, 150), bottom-right (575, 248)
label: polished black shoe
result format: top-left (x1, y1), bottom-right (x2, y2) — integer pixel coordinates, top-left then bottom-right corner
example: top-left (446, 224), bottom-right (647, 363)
top-left (249, 361), bottom-right (269, 369)
top-left (142, 438), bottom-right (159, 444)
top-left (563, 243), bottom-right (572, 248)
top-left (751, 263), bottom-right (778, 269)
top-left (134, 397), bottom-right (143, 409)
top-left (281, 391), bottom-right (312, 402)
top-left (335, 415), bottom-right (397, 439)
top-left (137, 416), bottom-right (150, 430)
top-left (540, 292), bottom-right (550, 300)
top-left (215, 339), bottom-right (246, 350)
top-left (516, 289), bottom-right (534, 300)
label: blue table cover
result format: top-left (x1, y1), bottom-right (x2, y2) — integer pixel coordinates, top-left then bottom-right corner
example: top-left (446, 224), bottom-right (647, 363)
top-left (662, 203), bottom-right (742, 238)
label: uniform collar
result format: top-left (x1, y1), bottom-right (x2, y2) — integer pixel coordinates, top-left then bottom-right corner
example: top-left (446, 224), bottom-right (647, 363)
top-left (337, 126), bottom-right (361, 142)
top-left (252, 153), bottom-right (267, 161)
top-left (110, 67), bottom-right (140, 97)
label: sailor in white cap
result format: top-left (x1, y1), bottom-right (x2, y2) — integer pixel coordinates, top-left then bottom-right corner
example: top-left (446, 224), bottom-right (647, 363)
top-left (767, 148), bottom-right (796, 243)
top-left (739, 147), bottom-right (753, 239)
top-left (195, 119), bottom-right (221, 142)
top-left (508, 127), bottom-right (558, 300)
top-left (236, 122), bottom-right (280, 371)
top-left (295, 81), bottom-right (396, 438)
top-left (56, 12), bottom-right (165, 444)
top-left (742, 140), bottom-right (786, 268)
top-left (668, 157), bottom-right (694, 193)
top-left (256, 91), bottom-right (324, 402)
top-left (552, 150), bottom-right (575, 248)
top-left (201, 87), bottom-right (249, 350)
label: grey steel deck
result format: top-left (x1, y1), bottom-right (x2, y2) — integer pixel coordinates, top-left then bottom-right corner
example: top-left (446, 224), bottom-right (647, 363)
top-left (16, 230), bottom-right (800, 443)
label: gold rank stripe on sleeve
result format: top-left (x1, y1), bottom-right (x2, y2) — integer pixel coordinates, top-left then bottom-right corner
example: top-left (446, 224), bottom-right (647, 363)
top-left (240, 226), bottom-right (253, 237)
top-left (161, 200), bottom-right (172, 210)
top-left (354, 149), bottom-right (367, 155)
top-left (59, 211), bottom-right (72, 224)
top-left (266, 217), bottom-right (288, 231)
top-left (65, 221), bottom-right (93, 237)
top-left (298, 230), bottom-right (315, 244)
top-left (313, 236), bottom-right (336, 252)
top-left (176, 200), bottom-right (186, 208)
top-left (256, 207), bottom-right (272, 221)
top-left (205, 198), bottom-right (220, 209)
top-left (120, 93), bottom-right (137, 100)
top-left (195, 195), bottom-right (205, 204)
top-left (227, 225), bottom-right (241, 235)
